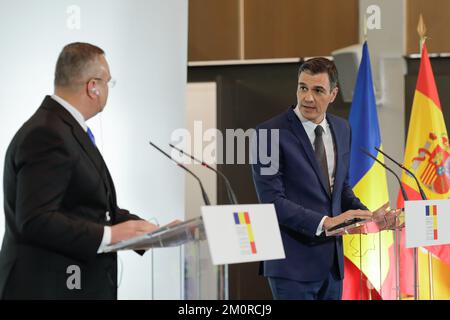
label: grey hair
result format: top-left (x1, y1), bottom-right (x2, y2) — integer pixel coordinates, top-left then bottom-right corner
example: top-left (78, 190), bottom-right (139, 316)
top-left (54, 42), bottom-right (105, 88)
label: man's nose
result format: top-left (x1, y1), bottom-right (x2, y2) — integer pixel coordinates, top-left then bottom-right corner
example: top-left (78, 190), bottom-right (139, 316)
top-left (303, 91), bottom-right (314, 102)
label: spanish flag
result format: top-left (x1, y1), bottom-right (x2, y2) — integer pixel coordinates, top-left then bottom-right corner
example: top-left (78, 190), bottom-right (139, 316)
top-left (397, 42), bottom-right (450, 299)
top-left (343, 41), bottom-right (396, 300)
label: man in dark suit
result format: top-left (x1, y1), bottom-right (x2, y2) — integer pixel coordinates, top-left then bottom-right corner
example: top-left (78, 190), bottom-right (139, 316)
top-left (252, 57), bottom-right (375, 300)
top-left (0, 42), bottom-right (160, 299)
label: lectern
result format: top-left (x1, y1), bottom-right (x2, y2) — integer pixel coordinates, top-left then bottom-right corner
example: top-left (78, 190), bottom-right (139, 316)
top-left (103, 204), bottom-right (285, 300)
top-left (103, 217), bottom-right (219, 299)
top-left (103, 217), bottom-right (206, 252)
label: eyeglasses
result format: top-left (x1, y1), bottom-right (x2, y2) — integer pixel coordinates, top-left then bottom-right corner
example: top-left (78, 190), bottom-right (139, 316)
top-left (92, 77), bottom-right (116, 88)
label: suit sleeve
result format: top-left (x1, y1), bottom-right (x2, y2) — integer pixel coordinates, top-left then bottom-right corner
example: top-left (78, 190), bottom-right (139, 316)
top-left (251, 129), bottom-right (325, 238)
top-left (101, 161), bottom-right (146, 255)
top-left (112, 209), bottom-right (147, 256)
top-left (340, 123), bottom-right (368, 212)
top-left (114, 208), bottom-right (142, 224)
top-left (104, 167), bottom-right (143, 224)
top-left (15, 126), bottom-right (104, 262)
top-left (341, 177), bottom-right (369, 211)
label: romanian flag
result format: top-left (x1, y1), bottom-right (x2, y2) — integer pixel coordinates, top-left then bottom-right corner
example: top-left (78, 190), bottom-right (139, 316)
top-left (424, 205), bottom-right (438, 240)
top-left (233, 212), bottom-right (257, 254)
top-left (343, 41), bottom-right (396, 300)
top-left (397, 42), bottom-right (450, 299)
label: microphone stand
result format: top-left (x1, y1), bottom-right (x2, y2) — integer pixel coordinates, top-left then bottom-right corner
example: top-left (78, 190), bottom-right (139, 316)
top-left (361, 148), bottom-right (407, 300)
top-left (149, 141), bottom-right (211, 205)
top-left (149, 141), bottom-right (214, 300)
top-left (375, 147), bottom-right (424, 300)
top-left (375, 147), bottom-right (427, 200)
top-left (169, 143), bottom-right (238, 205)
top-left (168, 143), bottom-right (233, 300)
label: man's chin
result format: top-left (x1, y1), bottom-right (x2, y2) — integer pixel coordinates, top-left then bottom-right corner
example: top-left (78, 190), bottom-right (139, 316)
top-left (302, 113), bottom-right (325, 124)
top-left (300, 110), bottom-right (318, 121)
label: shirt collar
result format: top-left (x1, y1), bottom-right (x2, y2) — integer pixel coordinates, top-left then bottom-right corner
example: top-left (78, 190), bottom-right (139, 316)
top-left (51, 94), bottom-right (88, 132)
top-left (293, 104), bottom-right (328, 134)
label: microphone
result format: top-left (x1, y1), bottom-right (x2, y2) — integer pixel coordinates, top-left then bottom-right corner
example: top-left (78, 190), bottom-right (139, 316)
top-left (326, 217), bottom-right (367, 233)
top-left (327, 147), bottom-right (406, 234)
top-left (360, 148), bottom-right (409, 201)
top-left (149, 141), bottom-right (211, 206)
top-left (374, 146), bottom-right (427, 200)
top-left (169, 143), bottom-right (238, 205)
top-left (326, 148), bottom-right (403, 234)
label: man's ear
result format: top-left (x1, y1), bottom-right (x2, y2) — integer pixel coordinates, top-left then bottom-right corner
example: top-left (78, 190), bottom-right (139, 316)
top-left (329, 86), bottom-right (339, 103)
top-left (87, 79), bottom-right (99, 98)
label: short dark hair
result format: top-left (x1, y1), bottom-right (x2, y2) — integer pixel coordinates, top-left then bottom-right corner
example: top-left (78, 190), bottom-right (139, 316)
top-left (54, 42), bottom-right (105, 88)
top-left (297, 57), bottom-right (338, 90)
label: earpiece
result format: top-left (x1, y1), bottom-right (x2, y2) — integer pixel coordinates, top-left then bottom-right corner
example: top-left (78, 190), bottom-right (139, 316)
top-left (91, 87), bottom-right (100, 96)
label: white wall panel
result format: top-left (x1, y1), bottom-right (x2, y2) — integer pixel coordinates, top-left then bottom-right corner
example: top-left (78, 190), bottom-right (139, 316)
top-left (0, 0), bottom-right (187, 299)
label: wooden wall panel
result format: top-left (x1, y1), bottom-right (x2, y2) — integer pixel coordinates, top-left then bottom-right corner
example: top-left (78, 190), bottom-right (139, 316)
top-left (243, 0), bottom-right (359, 58)
top-left (407, 0), bottom-right (450, 54)
top-left (188, 0), bottom-right (240, 61)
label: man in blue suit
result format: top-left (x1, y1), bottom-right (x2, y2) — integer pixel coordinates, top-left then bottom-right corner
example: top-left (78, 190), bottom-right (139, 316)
top-left (252, 57), bottom-right (373, 300)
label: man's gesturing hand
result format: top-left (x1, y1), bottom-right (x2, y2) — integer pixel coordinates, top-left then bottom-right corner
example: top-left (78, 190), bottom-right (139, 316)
top-left (323, 209), bottom-right (373, 231)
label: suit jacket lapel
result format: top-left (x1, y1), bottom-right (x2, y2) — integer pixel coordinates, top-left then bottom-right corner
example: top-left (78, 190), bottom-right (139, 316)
top-left (41, 96), bottom-right (111, 193)
top-left (327, 115), bottom-right (343, 202)
top-left (70, 126), bottom-right (117, 220)
top-left (287, 108), bottom-right (331, 198)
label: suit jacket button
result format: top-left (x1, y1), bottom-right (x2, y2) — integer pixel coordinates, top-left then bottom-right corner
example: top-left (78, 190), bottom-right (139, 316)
top-left (105, 211), bottom-right (111, 221)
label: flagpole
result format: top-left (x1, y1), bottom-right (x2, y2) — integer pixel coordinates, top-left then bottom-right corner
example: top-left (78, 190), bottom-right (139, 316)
top-left (361, 18), bottom-right (368, 300)
top-left (379, 231), bottom-right (382, 298)
top-left (412, 13), bottom-right (423, 301)
top-left (428, 253), bottom-right (434, 299)
top-left (417, 14), bottom-right (435, 301)
top-left (364, 24), bottom-right (384, 301)
top-left (347, 39), bottom-right (393, 302)
top-left (395, 217), bottom-right (401, 299)
top-left (359, 234), bottom-right (363, 299)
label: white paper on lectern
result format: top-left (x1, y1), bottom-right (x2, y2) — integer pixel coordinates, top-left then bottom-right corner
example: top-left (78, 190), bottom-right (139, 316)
top-left (405, 199), bottom-right (450, 248)
top-left (201, 204), bottom-right (285, 265)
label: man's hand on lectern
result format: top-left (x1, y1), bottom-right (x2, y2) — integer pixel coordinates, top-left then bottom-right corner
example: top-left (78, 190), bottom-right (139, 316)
top-left (372, 203), bottom-right (403, 230)
top-left (111, 220), bottom-right (159, 244)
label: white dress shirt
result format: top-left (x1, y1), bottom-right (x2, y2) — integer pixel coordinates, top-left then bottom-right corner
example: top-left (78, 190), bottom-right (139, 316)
top-left (51, 95), bottom-right (111, 253)
top-left (293, 105), bottom-right (336, 235)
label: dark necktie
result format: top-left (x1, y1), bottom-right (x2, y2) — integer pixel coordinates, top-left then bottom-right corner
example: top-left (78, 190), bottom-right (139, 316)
top-left (87, 127), bottom-right (96, 146)
top-left (314, 125), bottom-right (331, 196)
